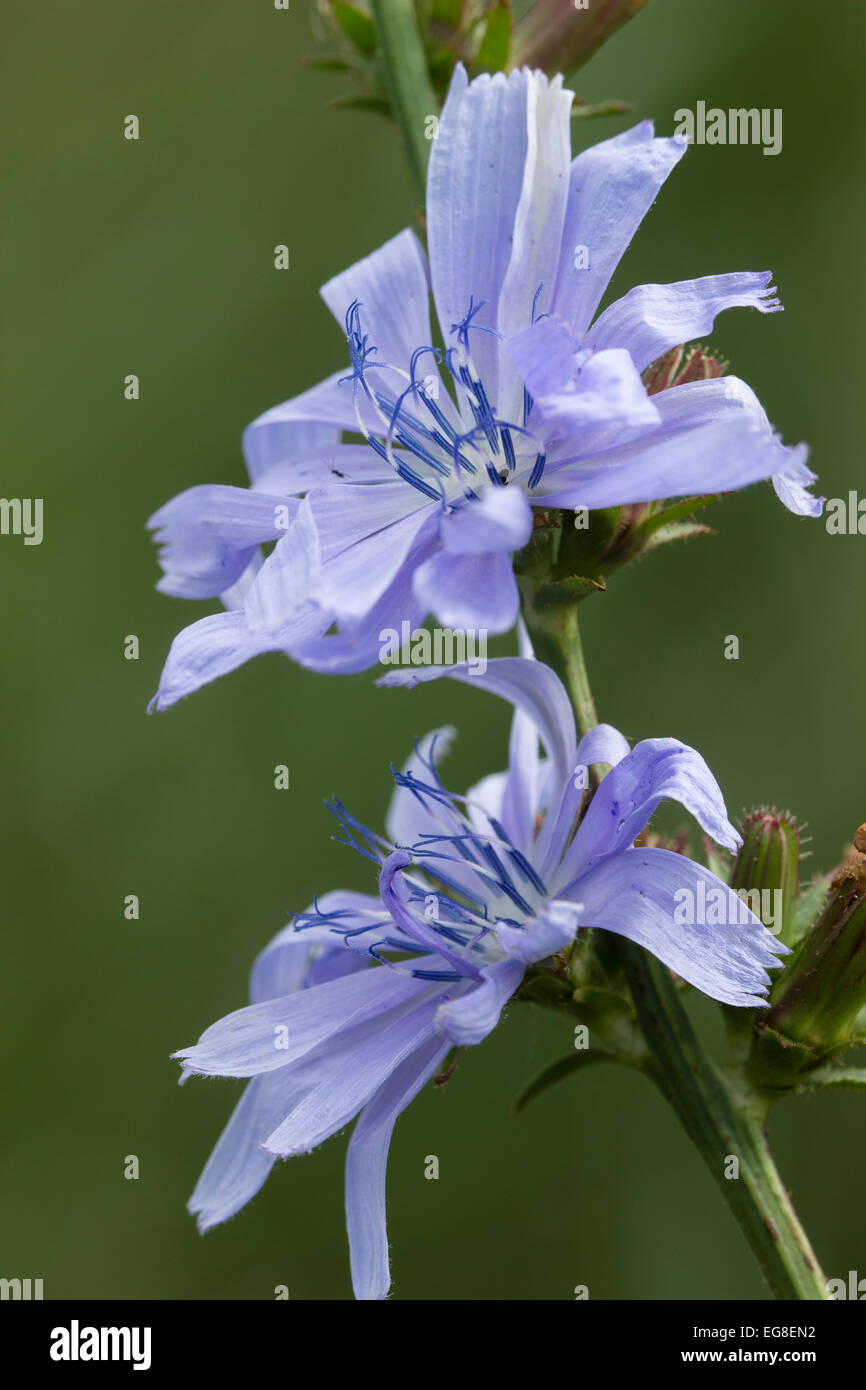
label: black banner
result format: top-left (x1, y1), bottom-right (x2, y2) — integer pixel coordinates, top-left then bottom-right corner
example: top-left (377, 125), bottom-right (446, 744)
top-left (1, 1299), bottom-right (861, 1374)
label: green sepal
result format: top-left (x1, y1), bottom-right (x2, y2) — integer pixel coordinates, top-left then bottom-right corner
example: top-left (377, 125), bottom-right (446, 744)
top-left (747, 1022), bottom-right (821, 1096)
top-left (636, 494), bottom-right (718, 540)
top-left (572, 983), bottom-right (633, 1019)
top-left (512, 513), bottom-right (560, 579)
top-left (554, 505), bottom-right (619, 580)
top-left (571, 983), bottom-right (648, 1063)
top-left (802, 1064), bottom-right (866, 1090)
top-left (531, 575), bottom-right (606, 610)
top-left (793, 1038), bottom-right (866, 1090)
top-left (793, 872), bottom-right (832, 941)
top-left (639, 519), bottom-right (714, 556)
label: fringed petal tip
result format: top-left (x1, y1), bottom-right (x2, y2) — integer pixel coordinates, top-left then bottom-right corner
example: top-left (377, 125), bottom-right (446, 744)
top-left (188, 1202), bottom-right (219, 1235)
top-left (756, 271), bottom-right (784, 312)
top-left (772, 446), bottom-right (823, 518)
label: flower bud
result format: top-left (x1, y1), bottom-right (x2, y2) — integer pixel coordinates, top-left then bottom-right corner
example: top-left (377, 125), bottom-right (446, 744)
top-left (765, 835), bottom-right (866, 1052)
top-left (642, 344), bottom-right (727, 396)
top-left (729, 809), bottom-right (800, 947)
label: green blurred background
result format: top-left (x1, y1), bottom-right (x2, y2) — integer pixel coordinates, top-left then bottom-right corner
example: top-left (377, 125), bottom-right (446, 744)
top-left (2, 0), bottom-right (864, 1300)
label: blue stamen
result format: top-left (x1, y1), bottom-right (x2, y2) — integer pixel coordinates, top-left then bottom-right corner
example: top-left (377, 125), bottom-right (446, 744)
top-left (475, 840), bottom-right (535, 916)
top-left (411, 828), bottom-right (534, 915)
top-left (326, 797), bottom-right (390, 866)
top-left (376, 956), bottom-right (463, 983)
top-left (528, 452), bottom-right (547, 489)
top-left (390, 766), bottom-right (456, 813)
top-left (488, 817), bottom-right (547, 895)
top-left (419, 393), bottom-right (460, 442)
top-left (292, 900), bottom-right (386, 934)
top-left (454, 364), bottom-right (500, 454)
top-left (501, 427), bottom-right (516, 473)
top-left (394, 462), bottom-right (443, 502)
top-left (449, 297), bottom-right (502, 347)
top-left (492, 877), bottom-right (535, 917)
top-left (329, 834), bottom-right (380, 867)
top-left (406, 346), bottom-right (463, 444)
top-left (392, 429), bottom-right (450, 475)
top-left (372, 392), bottom-right (449, 473)
top-left (365, 434), bottom-right (390, 462)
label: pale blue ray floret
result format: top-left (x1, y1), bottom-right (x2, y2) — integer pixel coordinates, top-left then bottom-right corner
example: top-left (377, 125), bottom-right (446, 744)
top-left (175, 657), bottom-right (786, 1300)
top-left (148, 63), bottom-right (821, 709)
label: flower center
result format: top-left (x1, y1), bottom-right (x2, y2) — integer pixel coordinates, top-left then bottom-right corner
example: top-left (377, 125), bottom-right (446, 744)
top-left (340, 297), bottom-right (548, 508)
top-left (291, 739), bottom-right (550, 982)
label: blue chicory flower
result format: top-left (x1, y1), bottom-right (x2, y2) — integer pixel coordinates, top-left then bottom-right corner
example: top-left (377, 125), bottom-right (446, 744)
top-left (175, 657), bottom-right (785, 1298)
top-left (148, 63), bottom-right (820, 713)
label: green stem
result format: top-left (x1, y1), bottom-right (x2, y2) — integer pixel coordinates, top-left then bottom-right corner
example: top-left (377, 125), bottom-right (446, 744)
top-left (622, 946), bottom-right (827, 1300)
top-left (522, 596), bottom-right (828, 1299)
top-left (370, 0), bottom-right (439, 193)
top-left (518, 597), bottom-right (598, 737)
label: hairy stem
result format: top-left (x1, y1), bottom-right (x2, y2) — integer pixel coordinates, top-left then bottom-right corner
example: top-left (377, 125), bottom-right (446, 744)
top-left (621, 944), bottom-right (828, 1299)
top-left (522, 596), bottom-right (828, 1299)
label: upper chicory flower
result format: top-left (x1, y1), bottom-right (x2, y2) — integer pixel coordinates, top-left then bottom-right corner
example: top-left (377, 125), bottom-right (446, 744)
top-left (175, 657), bottom-right (784, 1299)
top-left (149, 64), bottom-right (820, 709)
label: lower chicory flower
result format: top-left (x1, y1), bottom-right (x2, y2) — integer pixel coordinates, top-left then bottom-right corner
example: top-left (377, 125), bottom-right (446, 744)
top-left (175, 658), bottom-right (785, 1298)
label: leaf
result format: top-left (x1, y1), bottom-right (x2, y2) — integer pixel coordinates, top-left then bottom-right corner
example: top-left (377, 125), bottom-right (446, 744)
top-left (511, 1049), bottom-right (615, 1117)
top-left (473, 0), bottom-right (511, 73)
top-left (330, 1), bottom-right (378, 56)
